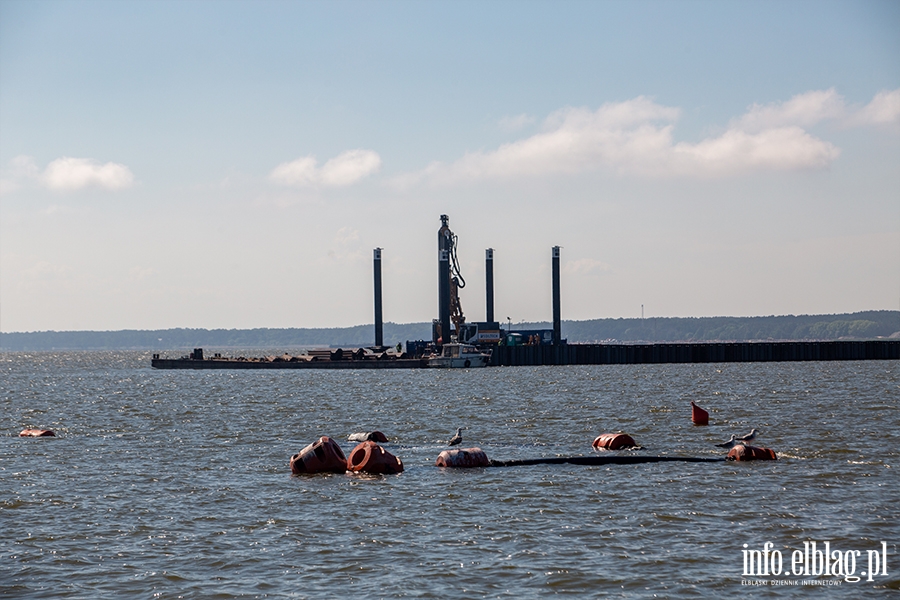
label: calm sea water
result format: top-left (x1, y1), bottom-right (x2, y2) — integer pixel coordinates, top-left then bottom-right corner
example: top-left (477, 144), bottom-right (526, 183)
top-left (1, 351), bottom-right (898, 598)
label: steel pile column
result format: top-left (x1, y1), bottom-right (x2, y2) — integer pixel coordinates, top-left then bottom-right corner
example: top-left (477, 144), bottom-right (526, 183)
top-left (373, 248), bottom-right (383, 348)
top-left (438, 215), bottom-right (452, 346)
top-left (552, 246), bottom-right (561, 345)
top-left (485, 248), bottom-right (494, 323)
top-left (439, 249), bottom-right (451, 345)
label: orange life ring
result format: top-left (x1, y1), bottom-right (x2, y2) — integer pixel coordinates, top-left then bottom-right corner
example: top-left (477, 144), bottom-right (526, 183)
top-left (347, 441), bottom-right (404, 474)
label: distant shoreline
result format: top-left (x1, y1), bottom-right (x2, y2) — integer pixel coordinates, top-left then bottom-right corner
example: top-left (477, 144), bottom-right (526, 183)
top-left (2, 311), bottom-right (898, 351)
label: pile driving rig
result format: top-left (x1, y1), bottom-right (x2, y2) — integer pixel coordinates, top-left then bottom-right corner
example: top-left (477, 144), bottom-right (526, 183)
top-left (432, 215), bottom-right (504, 349)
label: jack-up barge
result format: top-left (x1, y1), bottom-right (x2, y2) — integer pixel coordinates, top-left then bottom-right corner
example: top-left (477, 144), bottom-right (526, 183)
top-left (151, 215), bottom-right (899, 370)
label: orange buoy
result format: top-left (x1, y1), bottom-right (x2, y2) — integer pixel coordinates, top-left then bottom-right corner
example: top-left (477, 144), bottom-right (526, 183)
top-left (435, 447), bottom-right (491, 468)
top-left (591, 433), bottom-right (637, 450)
top-left (290, 436), bottom-right (348, 474)
top-left (19, 429), bottom-right (55, 437)
top-left (690, 401), bottom-right (709, 425)
top-left (727, 444), bottom-right (777, 461)
top-left (347, 441), bottom-right (404, 474)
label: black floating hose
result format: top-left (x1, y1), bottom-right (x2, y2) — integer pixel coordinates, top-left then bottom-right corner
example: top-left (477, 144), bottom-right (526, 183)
top-left (488, 455), bottom-right (725, 467)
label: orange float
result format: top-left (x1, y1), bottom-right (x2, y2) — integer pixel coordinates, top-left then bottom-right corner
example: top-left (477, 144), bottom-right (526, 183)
top-left (690, 401), bottom-right (709, 425)
top-left (290, 436), bottom-right (348, 474)
top-left (435, 447), bottom-right (491, 468)
top-left (727, 444), bottom-right (777, 461)
top-left (19, 429), bottom-right (55, 437)
top-left (591, 433), bottom-right (637, 450)
top-left (347, 441), bottom-right (404, 474)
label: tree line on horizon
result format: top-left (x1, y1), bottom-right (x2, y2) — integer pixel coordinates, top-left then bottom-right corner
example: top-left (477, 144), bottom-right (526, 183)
top-left (1, 311), bottom-right (897, 352)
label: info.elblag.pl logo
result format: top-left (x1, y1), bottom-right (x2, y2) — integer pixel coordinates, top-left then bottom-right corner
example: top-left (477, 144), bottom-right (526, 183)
top-left (742, 541), bottom-right (889, 585)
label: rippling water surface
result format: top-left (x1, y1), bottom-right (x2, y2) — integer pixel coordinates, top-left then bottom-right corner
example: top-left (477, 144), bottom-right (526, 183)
top-left (1, 352), bottom-right (898, 597)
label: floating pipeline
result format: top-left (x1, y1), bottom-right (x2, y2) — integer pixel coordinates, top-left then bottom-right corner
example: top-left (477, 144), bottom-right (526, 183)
top-left (435, 447), bottom-right (724, 468)
top-left (152, 340), bottom-right (899, 370)
top-left (488, 455), bottom-right (725, 467)
top-left (19, 429), bottom-right (56, 437)
top-left (347, 441), bottom-right (404, 474)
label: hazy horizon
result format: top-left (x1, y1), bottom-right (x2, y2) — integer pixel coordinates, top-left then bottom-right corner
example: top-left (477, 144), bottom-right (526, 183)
top-left (3, 309), bottom-right (897, 336)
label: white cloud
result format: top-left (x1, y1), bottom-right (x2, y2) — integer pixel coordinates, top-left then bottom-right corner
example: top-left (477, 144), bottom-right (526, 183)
top-left (319, 150), bottom-right (382, 186)
top-left (396, 95), bottom-right (840, 184)
top-left (1, 155), bottom-right (134, 195)
top-left (270, 149), bottom-right (381, 187)
top-left (733, 88), bottom-right (846, 132)
top-left (269, 156), bottom-right (318, 186)
top-left (42, 157), bottom-right (134, 191)
top-left (733, 87), bottom-right (900, 130)
top-left (672, 126), bottom-right (839, 173)
top-left (849, 89), bottom-right (900, 126)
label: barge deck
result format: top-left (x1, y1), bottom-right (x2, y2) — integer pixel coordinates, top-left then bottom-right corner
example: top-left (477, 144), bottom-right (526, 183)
top-left (151, 340), bottom-right (899, 369)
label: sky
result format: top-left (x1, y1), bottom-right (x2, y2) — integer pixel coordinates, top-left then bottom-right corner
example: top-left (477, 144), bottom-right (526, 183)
top-left (1, 0), bottom-right (898, 333)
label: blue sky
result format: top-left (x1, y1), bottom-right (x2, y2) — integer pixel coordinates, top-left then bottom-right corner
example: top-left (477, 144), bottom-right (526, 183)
top-left (1, 0), bottom-right (898, 332)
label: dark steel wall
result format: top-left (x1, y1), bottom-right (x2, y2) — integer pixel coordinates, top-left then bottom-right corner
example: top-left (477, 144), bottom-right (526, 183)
top-left (490, 340), bottom-right (900, 366)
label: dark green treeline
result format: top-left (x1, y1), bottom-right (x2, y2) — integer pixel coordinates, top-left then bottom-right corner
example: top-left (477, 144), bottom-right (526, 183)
top-left (2, 311), bottom-right (897, 351)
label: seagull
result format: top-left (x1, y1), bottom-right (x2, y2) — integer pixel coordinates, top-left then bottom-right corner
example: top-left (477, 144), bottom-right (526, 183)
top-left (348, 431), bottom-right (388, 443)
top-left (714, 435), bottom-right (739, 449)
top-left (448, 427), bottom-right (467, 446)
top-left (738, 429), bottom-right (759, 442)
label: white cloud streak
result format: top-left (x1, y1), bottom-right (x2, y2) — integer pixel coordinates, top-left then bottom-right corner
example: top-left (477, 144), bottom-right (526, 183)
top-left (0, 156), bottom-right (134, 194)
top-left (733, 88), bottom-right (846, 132)
top-left (270, 149), bottom-right (381, 187)
top-left (42, 157), bottom-right (134, 191)
top-left (850, 89), bottom-right (900, 126)
top-left (672, 126), bottom-right (839, 172)
top-left (397, 89), bottom-right (899, 186)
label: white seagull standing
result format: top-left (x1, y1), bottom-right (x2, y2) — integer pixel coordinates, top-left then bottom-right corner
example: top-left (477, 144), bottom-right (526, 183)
top-left (714, 435), bottom-right (739, 449)
top-left (738, 429), bottom-right (759, 443)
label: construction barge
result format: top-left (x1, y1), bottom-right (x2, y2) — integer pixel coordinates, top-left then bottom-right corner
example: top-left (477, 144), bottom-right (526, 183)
top-left (151, 339), bottom-right (900, 369)
top-left (151, 215), bottom-right (898, 370)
